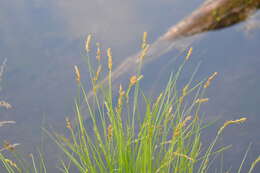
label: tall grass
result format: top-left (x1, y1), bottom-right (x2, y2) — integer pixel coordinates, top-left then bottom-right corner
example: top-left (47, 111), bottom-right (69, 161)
top-left (0, 34), bottom-right (259, 172)
top-left (47, 34), bottom-right (257, 173)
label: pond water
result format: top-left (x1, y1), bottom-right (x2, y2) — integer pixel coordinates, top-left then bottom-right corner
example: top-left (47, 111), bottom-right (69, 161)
top-left (0, 0), bottom-right (259, 172)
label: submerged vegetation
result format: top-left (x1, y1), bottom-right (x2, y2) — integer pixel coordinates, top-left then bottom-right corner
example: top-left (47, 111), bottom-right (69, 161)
top-left (0, 34), bottom-right (259, 172)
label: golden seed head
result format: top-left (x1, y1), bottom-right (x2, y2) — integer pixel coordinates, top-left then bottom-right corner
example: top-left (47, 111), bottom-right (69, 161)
top-left (195, 98), bottom-right (209, 104)
top-left (107, 124), bottom-right (113, 141)
top-left (173, 116), bottom-right (192, 138)
top-left (96, 43), bottom-right (101, 61)
top-left (107, 48), bottom-right (112, 70)
top-left (182, 84), bottom-right (189, 97)
top-left (4, 159), bottom-right (18, 169)
top-left (130, 75), bottom-right (138, 85)
top-left (85, 34), bottom-right (92, 52)
top-left (119, 84), bottom-right (125, 96)
top-left (154, 93), bottom-right (163, 106)
top-left (139, 44), bottom-right (150, 60)
top-left (218, 117), bottom-right (247, 135)
top-left (129, 75), bottom-right (143, 86)
top-left (183, 116), bottom-right (192, 126)
top-left (173, 152), bottom-right (195, 162)
top-left (117, 98), bottom-right (123, 108)
top-left (142, 32), bottom-right (148, 49)
top-left (93, 85), bottom-right (97, 94)
top-left (185, 47), bottom-right (193, 61)
top-left (204, 72), bottom-right (218, 88)
top-left (168, 106), bottom-right (173, 114)
top-left (3, 141), bottom-right (16, 152)
top-left (179, 84), bottom-right (189, 104)
top-left (93, 65), bottom-right (102, 82)
top-left (117, 84), bottom-right (125, 108)
top-left (65, 117), bottom-right (72, 129)
top-left (0, 143), bottom-right (19, 152)
top-left (74, 65), bottom-right (81, 83)
top-left (0, 101), bottom-right (12, 109)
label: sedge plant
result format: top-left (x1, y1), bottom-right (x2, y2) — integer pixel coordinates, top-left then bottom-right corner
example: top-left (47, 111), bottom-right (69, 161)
top-left (1, 34), bottom-right (259, 172)
top-left (49, 33), bottom-right (258, 173)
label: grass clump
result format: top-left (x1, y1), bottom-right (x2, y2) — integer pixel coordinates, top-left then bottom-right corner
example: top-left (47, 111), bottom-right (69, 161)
top-left (1, 34), bottom-right (259, 172)
top-left (48, 33), bottom-right (255, 173)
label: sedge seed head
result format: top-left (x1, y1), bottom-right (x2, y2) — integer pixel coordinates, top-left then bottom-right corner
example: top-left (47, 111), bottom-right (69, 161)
top-left (107, 48), bottom-right (112, 70)
top-left (168, 106), bottom-right (173, 114)
top-left (107, 124), bottom-right (113, 141)
top-left (185, 47), bottom-right (193, 61)
top-left (96, 43), bottom-right (101, 61)
top-left (4, 159), bottom-right (18, 169)
top-left (173, 152), bottom-right (195, 162)
top-left (93, 65), bottom-right (102, 82)
top-left (3, 141), bottom-right (16, 152)
top-left (182, 84), bottom-right (189, 97)
top-left (119, 84), bottom-right (125, 96)
top-left (142, 32), bottom-right (148, 49)
top-left (65, 117), bottom-right (72, 129)
top-left (195, 98), bottom-right (209, 104)
top-left (85, 34), bottom-right (92, 52)
top-left (173, 116), bottom-right (192, 138)
top-left (218, 117), bottom-right (247, 135)
top-left (117, 85), bottom-right (125, 108)
top-left (204, 72), bottom-right (218, 88)
top-left (130, 75), bottom-right (137, 85)
top-left (0, 101), bottom-right (12, 109)
top-left (74, 65), bottom-right (81, 83)
top-left (139, 44), bottom-right (150, 60)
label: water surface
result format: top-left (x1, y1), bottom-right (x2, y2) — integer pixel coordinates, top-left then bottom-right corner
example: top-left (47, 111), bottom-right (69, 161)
top-left (0, 0), bottom-right (259, 172)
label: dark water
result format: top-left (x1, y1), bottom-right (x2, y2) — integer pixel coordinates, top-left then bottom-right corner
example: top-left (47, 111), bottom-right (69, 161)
top-left (0, 0), bottom-right (259, 172)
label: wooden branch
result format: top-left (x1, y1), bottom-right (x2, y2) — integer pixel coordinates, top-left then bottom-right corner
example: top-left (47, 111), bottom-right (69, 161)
top-left (162, 0), bottom-right (260, 40)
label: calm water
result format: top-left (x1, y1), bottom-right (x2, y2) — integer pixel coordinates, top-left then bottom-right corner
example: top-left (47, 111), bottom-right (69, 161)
top-left (0, 0), bottom-right (259, 172)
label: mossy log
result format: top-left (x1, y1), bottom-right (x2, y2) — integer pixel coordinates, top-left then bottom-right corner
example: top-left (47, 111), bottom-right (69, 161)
top-left (87, 0), bottom-right (260, 99)
top-left (162, 0), bottom-right (260, 40)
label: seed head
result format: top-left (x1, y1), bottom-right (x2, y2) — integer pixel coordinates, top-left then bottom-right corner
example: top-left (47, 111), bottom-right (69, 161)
top-left (85, 34), bottom-right (92, 52)
top-left (107, 124), bottom-right (113, 141)
top-left (173, 152), bottom-right (195, 162)
top-left (218, 117), bottom-right (247, 135)
top-left (96, 43), bottom-right (101, 61)
top-left (4, 159), bottom-right (18, 169)
top-left (139, 44), bottom-right (149, 60)
top-left (173, 116), bottom-right (192, 138)
top-left (93, 65), bottom-right (102, 82)
top-left (0, 101), bottom-right (12, 109)
top-left (65, 117), bottom-right (72, 129)
top-left (204, 72), bottom-right (218, 88)
top-left (74, 65), bottom-right (81, 83)
top-left (142, 32), bottom-right (148, 49)
top-left (130, 76), bottom-right (137, 85)
top-left (185, 47), bottom-right (193, 61)
top-left (195, 98), bottom-right (209, 104)
top-left (3, 141), bottom-right (17, 152)
top-left (107, 48), bottom-right (112, 70)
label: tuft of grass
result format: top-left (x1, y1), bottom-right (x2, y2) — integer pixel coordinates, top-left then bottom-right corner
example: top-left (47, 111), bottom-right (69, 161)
top-left (48, 33), bottom-right (255, 173)
top-left (1, 34), bottom-right (259, 172)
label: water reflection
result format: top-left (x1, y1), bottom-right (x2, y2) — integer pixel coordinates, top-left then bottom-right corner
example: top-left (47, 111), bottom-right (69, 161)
top-left (0, 0), bottom-right (259, 172)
